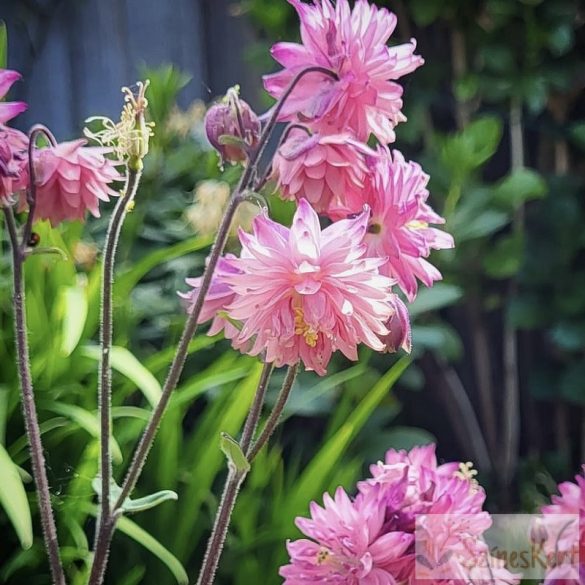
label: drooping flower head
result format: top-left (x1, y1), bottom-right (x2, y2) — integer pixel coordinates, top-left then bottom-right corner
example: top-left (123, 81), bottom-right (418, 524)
top-left (347, 147), bottom-right (454, 301)
top-left (30, 139), bottom-right (123, 226)
top-left (0, 69), bottom-right (27, 124)
top-left (272, 127), bottom-right (373, 214)
top-left (0, 126), bottom-right (29, 206)
top-left (204, 86), bottom-right (261, 165)
top-left (282, 445), bottom-right (520, 585)
top-left (182, 199), bottom-right (397, 375)
top-left (264, 0), bottom-right (423, 143)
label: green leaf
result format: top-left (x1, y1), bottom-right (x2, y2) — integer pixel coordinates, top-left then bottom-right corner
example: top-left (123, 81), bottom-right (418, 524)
top-left (220, 432), bottom-right (250, 474)
top-left (453, 209), bottom-right (510, 242)
top-left (409, 284), bottom-right (463, 318)
top-left (412, 324), bottom-right (463, 360)
top-left (115, 235), bottom-right (213, 300)
top-left (483, 233), bottom-right (524, 279)
top-left (123, 490), bottom-right (178, 513)
top-left (0, 22), bottom-right (7, 69)
top-left (40, 402), bottom-right (123, 464)
top-left (82, 502), bottom-right (188, 584)
top-left (492, 169), bottom-right (547, 210)
top-left (409, 0), bottom-right (442, 26)
top-left (0, 444), bottom-right (33, 549)
top-left (569, 122), bottom-right (585, 151)
top-left (82, 345), bottom-right (162, 407)
top-left (284, 358), bottom-right (410, 523)
top-left (60, 282), bottom-right (89, 356)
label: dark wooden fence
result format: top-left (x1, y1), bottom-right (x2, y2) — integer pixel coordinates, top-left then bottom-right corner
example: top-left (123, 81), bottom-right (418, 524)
top-left (3, 0), bottom-right (262, 137)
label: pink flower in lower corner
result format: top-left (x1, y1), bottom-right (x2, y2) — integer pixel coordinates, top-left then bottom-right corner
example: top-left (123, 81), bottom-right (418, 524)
top-left (0, 69), bottom-right (27, 124)
top-left (30, 139), bottom-right (123, 226)
top-left (280, 487), bottom-right (412, 585)
top-left (0, 126), bottom-right (29, 206)
top-left (350, 147), bottom-right (454, 302)
top-left (272, 128), bottom-right (373, 214)
top-left (263, 0), bottom-right (423, 143)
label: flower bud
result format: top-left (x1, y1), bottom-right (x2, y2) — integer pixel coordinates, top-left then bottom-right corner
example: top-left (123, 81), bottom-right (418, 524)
top-left (0, 125), bottom-right (29, 206)
top-left (205, 87), bottom-right (261, 165)
top-left (380, 296), bottom-right (412, 353)
top-left (530, 518), bottom-right (548, 546)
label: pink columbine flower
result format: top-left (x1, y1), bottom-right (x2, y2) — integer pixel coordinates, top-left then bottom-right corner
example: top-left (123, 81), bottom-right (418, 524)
top-left (221, 199), bottom-right (394, 375)
top-left (30, 139), bottom-right (123, 226)
top-left (272, 127), bottom-right (373, 214)
top-left (283, 444), bottom-right (520, 585)
top-left (0, 126), bottom-right (29, 206)
top-left (280, 486), bottom-right (412, 585)
top-left (380, 295), bottom-right (412, 353)
top-left (352, 147), bottom-right (454, 302)
top-left (263, 0), bottom-right (423, 143)
top-left (0, 69), bottom-right (27, 124)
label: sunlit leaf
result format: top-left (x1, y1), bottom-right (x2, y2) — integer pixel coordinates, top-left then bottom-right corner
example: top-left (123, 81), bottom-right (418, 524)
top-left (60, 282), bottom-right (89, 356)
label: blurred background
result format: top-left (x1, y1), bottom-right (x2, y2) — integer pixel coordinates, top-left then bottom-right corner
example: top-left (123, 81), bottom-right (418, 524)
top-left (1, 0), bottom-right (584, 583)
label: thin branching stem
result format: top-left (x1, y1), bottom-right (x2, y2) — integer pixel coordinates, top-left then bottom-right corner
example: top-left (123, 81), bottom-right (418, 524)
top-left (87, 166), bottom-right (142, 585)
top-left (3, 206), bottom-right (66, 585)
top-left (247, 363), bottom-right (298, 462)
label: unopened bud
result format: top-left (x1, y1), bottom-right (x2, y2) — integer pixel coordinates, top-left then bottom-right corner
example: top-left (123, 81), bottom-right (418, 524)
top-left (380, 296), bottom-right (412, 353)
top-left (205, 86), bottom-right (261, 165)
top-left (531, 518), bottom-right (548, 546)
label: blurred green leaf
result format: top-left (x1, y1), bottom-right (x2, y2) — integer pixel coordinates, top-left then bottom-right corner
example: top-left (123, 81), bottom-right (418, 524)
top-left (560, 362), bottom-right (585, 405)
top-left (569, 122), bottom-right (585, 151)
top-left (409, 0), bottom-right (443, 26)
top-left (412, 324), bottom-right (463, 360)
top-left (60, 282), bottom-right (89, 357)
top-left (492, 169), bottom-right (547, 210)
top-left (82, 345), bottom-right (162, 407)
top-left (484, 233), bottom-right (524, 278)
top-left (409, 284), bottom-right (463, 318)
top-left (384, 426), bottom-right (436, 450)
top-left (0, 22), bottom-right (7, 69)
top-left (220, 432), bottom-right (250, 474)
top-left (0, 444), bottom-right (33, 550)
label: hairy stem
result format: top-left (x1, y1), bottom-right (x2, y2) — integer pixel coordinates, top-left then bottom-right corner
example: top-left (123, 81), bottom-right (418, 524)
top-left (88, 166), bottom-right (142, 585)
top-left (248, 363), bottom-right (298, 462)
top-left (3, 207), bottom-right (66, 585)
top-left (196, 363), bottom-right (296, 585)
top-left (240, 361), bottom-right (274, 454)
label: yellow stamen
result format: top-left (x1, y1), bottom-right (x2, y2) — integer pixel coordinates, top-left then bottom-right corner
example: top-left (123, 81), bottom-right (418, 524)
top-left (294, 306), bottom-right (319, 347)
top-left (454, 461), bottom-right (480, 493)
top-left (406, 219), bottom-right (429, 230)
top-left (316, 547), bottom-right (330, 565)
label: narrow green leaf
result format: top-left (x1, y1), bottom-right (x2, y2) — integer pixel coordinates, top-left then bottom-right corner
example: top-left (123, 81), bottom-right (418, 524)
top-left (0, 444), bottom-right (33, 549)
top-left (82, 345), bottom-right (162, 407)
top-left (60, 283), bottom-right (89, 356)
top-left (40, 402), bottom-right (123, 464)
top-left (0, 22), bottom-right (7, 69)
top-left (285, 358), bottom-right (410, 523)
top-left (220, 432), bottom-right (250, 474)
top-left (82, 503), bottom-right (188, 585)
top-left (115, 235), bottom-right (213, 299)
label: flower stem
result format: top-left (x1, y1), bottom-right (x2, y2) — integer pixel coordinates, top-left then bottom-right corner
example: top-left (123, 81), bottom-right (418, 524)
top-left (3, 207), bottom-right (66, 585)
top-left (87, 166), bottom-right (142, 585)
top-left (240, 361), bottom-right (274, 453)
top-left (247, 363), bottom-right (298, 462)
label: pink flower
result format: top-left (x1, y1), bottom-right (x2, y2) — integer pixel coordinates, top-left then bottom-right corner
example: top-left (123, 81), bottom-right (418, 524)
top-left (280, 486), bottom-right (412, 585)
top-left (351, 148), bottom-right (454, 301)
top-left (272, 128), bottom-right (373, 214)
top-left (0, 126), bottom-right (29, 206)
top-left (380, 295), bottom-right (411, 353)
top-left (30, 139), bottom-right (123, 226)
top-left (263, 0), bottom-right (423, 143)
top-left (222, 199), bottom-right (395, 375)
top-left (179, 254), bottom-right (242, 342)
top-left (282, 445), bottom-right (519, 585)
top-left (0, 69), bottom-right (27, 124)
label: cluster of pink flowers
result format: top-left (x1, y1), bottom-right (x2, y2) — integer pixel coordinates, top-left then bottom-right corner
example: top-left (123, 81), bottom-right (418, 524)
top-left (0, 68), bottom-right (122, 226)
top-left (190, 0), bottom-right (453, 374)
top-left (537, 467), bottom-right (584, 585)
top-left (280, 444), bottom-right (519, 585)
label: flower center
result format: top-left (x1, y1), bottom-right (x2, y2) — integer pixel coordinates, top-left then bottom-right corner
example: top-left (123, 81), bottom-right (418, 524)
top-left (316, 547), bottom-right (331, 565)
top-left (294, 305), bottom-right (319, 347)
